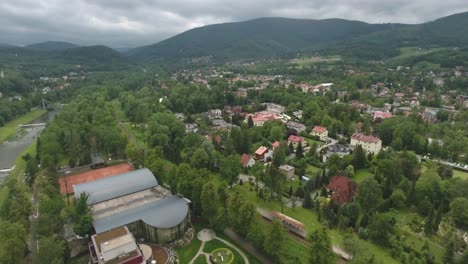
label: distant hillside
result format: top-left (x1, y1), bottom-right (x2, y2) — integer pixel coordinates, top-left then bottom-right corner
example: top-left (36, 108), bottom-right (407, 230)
top-left (25, 41), bottom-right (78, 51)
top-left (127, 17), bottom-right (397, 61)
top-left (59, 45), bottom-right (126, 64)
top-left (128, 11), bottom-right (468, 61)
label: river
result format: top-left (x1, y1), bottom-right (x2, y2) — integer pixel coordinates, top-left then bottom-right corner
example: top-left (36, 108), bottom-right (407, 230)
top-left (0, 110), bottom-right (57, 183)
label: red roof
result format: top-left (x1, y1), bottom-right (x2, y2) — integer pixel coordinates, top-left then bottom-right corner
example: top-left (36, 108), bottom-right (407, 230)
top-left (271, 211), bottom-right (305, 229)
top-left (255, 146), bottom-right (269, 155)
top-left (240, 154), bottom-right (252, 167)
top-left (288, 135), bottom-right (304, 143)
top-left (351, 133), bottom-right (381, 143)
top-left (373, 111), bottom-right (393, 119)
top-left (272, 141), bottom-right (280, 148)
top-left (312, 126), bottom-right (327, 133)
top-left (327, 176), bottom-right (357, 205)
top-left (58, 163), bottom-right (133, 195)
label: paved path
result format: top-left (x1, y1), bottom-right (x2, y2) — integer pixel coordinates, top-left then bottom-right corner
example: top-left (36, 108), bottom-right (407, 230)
top-left (188, 241), bottom-right (206, 264)
top-left (188, 229), bottom-right (250, 264)
top-left (224, 229), bottom-right (273, 264)
top-left (316, 137), bottom-right (337, 153)
top-left (215, 235), bottom-right (250, 264)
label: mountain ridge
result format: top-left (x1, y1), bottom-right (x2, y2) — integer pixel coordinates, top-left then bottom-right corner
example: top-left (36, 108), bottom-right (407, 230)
top-left (126, 11), bottom-right (468, 61)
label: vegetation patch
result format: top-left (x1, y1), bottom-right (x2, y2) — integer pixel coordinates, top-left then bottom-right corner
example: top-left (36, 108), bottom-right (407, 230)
top-left (0, 109), bottom-right (47, 143)
top-left (210, 248), bottom-right (234, 264)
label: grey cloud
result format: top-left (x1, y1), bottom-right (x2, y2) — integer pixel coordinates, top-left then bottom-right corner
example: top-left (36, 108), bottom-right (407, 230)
top-left (0, 0), bottom-right (467, 47)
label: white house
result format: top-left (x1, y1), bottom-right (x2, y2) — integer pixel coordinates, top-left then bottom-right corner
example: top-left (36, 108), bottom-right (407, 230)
top-left (350, 133), bottom-right (382, 154)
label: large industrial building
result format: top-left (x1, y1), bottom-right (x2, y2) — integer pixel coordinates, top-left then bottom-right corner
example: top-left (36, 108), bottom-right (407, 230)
top-left (74, 168), bottom-right (190, 243)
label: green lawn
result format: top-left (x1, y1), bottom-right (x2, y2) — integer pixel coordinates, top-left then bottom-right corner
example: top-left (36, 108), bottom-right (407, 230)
top-left (193, 255), bottom-right (208, 264)
top-left (453, 169), bottom-right (468, 180)
top-left (176, 228), bottom-right (202, 264)
top-left (204, 240), bottom-right (243, 264)
top-left (353, 168), bottom-right (373, 183)
top-left (305, 165), bottom-right (321, 176)
top-left (0, 109), bottom-right (47, 143)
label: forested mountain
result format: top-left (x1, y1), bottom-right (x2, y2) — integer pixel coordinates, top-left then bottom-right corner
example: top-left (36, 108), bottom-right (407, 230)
top-left (25, 41), bottom-right (78, 51)
top-left (60, 45), bottom-right (124, 64)
top-left (127, 17), bottom-right (398, 60)
top-left (127, 11), bottom-right (468, 61)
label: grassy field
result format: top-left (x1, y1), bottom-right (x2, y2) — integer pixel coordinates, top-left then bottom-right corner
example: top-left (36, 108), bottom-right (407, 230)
top-left (0, 109), bottom-right (47, 143)
top-left (176, 227), bottom-right (203, 264)
top-left (290, 56), bottom-right (341, 65)
top-left (352, 168), bottom-right (373, 183)
top-left (453, 169), bottom-right (468, 180)
top-left (393, 47), bottom-right (445, 60)
top-left (305, 164), bottom-right (321, 175)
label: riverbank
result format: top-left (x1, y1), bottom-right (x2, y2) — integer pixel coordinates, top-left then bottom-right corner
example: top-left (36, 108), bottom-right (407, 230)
top-left (0, 142), bottom-right (37, 208)
top-left (0, 109), bottom-right (47, 144)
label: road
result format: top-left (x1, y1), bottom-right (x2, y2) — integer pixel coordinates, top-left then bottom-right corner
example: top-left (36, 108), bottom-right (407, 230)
top-left (315, 137), bottom-right (338, 154)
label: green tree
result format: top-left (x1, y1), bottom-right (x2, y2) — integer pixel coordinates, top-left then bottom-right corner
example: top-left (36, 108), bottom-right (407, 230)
top-left (73, 193), bottom-right (93, 237)
top-left (450, 197), bottom-right (468, 228)
top-left (272, 147), bottom-right (286, 167)
top-left (309, 228), bottom-right (335, 264)
top-left (220, 154), bottom-right (241, 185)
top-left (345, 165), bottom-right (355, 177)
top-left (357, 177), bottom-right (383, 212)
top-left (303, 190), bottom-right (313, 209)
top-left (263, 219), bottom-right (286, 259)
top-left (246, 221), bottom-right (265, 250)
top-left (247, 116), bottom-right (254, 128)
top-left (443, 237), bottom-right (455, 264)
top-left (37, 235), bottom-right (66, 264)
top-left (367, 212), bottom-right (395, 246)
top-left (424, 207), bottom-right (435, 236)
top-left (0, 221), bottom-right (28, 264)
top-left (352, 145), bottom-right (367, 169)
top-left (296, 143), bottom-right (304, 158)
top-left (200, 183), bottom-right (220, 228)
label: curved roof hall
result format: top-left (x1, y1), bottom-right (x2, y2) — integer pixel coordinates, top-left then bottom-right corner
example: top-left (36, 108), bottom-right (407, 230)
top-left (73, 168), bottom-right (158, 205)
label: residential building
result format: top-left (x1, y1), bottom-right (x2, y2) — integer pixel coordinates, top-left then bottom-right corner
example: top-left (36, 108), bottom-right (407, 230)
top-left (89, 226), bottom-right (152, 264)
top-left (288, 135), bottom-right (307, 149)
top-left (211, 119), bottom-right (236, 132)
top-left (185, 123), bottom-right (198, 133)
top-left (373, 111), bottom-right (393, 121)
top-left (310, 126), bottom-right (328, 141)
top-left (350, 133), bottom-right (382, 154)
top-left (286, 121), bottom-right (306, 134)
top-left (240, 154), bottom-right (255, 168)
top-left (272, 141), bottom-right (280, 150)
top-left (245, 113), bottom-right (282, 126)
top-left (279, 165), bottom-right (296, 180)
top-left (254, 146), bottom-right (273, 162)
top-left (327, 176), bottom-right (357, 205)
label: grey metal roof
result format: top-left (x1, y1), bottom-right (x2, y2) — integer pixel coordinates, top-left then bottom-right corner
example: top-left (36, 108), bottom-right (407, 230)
top-left (93, 195), bottom-right (189, 233)
top-left (73, 168), bottom-right (158, 205)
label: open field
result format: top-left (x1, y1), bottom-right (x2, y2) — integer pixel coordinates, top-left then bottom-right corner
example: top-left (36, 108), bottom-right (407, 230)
top-left (453, 169), bottom-right (468, 180)
top-left (0, 109), bottom-right (47, 143)
top-left (352, 168), bottom-right (373, 183)
top-left (393, 47), bottom-right (446, 60)
top-left (305, 164), bottom-right (321, 175)
top-left (290, 56), bottom-right (341, 65)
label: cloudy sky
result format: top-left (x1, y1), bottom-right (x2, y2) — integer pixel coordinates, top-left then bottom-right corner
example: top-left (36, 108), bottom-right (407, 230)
top-left (1, 0), bottom-right (467, 48)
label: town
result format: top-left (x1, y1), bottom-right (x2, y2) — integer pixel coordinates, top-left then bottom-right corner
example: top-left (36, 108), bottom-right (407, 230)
top-left (1, 5), bottom-right (468, 264)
